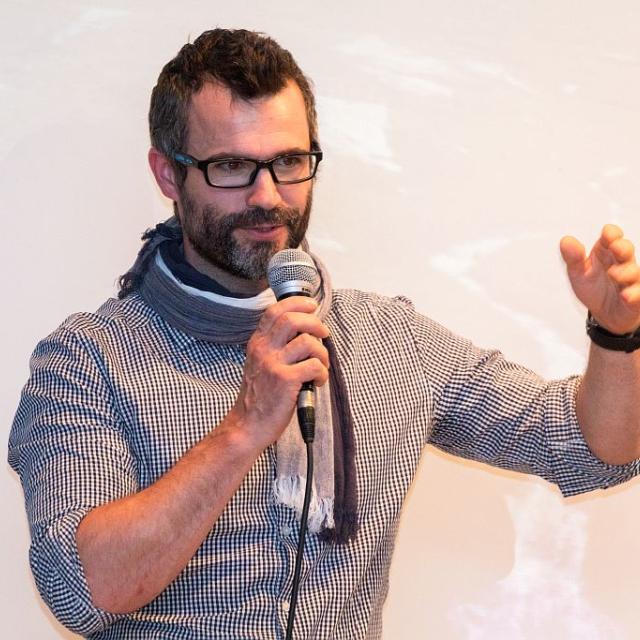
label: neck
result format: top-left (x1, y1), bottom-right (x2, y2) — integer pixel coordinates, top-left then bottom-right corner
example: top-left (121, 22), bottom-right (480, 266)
top-left (182, 241), bottom-right (268, 296)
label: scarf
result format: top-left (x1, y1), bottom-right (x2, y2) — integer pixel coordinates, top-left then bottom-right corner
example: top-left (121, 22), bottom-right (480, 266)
top-left (123, 217), bottom-right (358, 543)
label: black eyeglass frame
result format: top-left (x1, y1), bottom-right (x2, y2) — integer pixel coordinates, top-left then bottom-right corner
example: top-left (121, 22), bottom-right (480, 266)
top-left (173, 150), bottom-right (323, 189)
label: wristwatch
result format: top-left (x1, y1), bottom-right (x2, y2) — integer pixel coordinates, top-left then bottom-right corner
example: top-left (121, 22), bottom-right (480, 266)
top-left (586, 312), bottom-right (640, 353)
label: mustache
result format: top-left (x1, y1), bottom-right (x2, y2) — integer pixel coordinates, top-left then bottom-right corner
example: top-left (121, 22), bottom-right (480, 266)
top-left (219, 206), bottom-right (300, 229)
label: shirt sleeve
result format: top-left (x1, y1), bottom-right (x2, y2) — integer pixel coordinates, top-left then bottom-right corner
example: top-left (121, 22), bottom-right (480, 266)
top-left (403, 299), bottom-right (640, 496)
top-left (8, 326), bottom-right (138, 636)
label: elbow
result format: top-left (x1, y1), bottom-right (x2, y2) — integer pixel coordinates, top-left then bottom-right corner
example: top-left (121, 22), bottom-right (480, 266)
top-left (581, 429), bottom-right (640, 466)
top-left (78, 525), bottom-right (153, 615)
top-left (86, 581), bottom-right (150, 615)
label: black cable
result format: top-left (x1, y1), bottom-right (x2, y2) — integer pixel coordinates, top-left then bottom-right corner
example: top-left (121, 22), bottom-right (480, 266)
top-left (285, 440), bottom-right (314, 640)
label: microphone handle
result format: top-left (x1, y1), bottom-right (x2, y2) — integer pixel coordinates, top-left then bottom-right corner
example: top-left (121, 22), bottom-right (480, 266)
top-left (275, 291), bottom-right (315, 443)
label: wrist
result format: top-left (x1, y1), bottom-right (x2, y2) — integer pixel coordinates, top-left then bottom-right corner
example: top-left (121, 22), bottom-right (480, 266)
top-left (216, 406), bottom-right (269, 458)
top-left (586, 312), bottom-right (640, 353)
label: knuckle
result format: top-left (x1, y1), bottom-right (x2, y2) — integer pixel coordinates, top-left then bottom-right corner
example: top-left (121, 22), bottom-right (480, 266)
top-left (297, 335), bottom-right (328, 362)
top-left (246, 333), bottom-right (267, 357)
top-left (312, 356), bottom-right (328, 373)
top-left (274, 312), bottom-right (297, 334)
top-left (262, 305), bottom-right (280, 324)
top-left (299, 332), bottom-right (317, 349)
top-left (245, 337), bottom-right (259, 359)
top-left (313, 360), bottom-right (330, 385)
top-left (266, 361), bottom-right (284, 380)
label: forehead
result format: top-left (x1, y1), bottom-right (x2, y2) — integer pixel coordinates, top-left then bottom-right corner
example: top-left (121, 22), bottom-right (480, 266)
top-left (186, 79), bottom-right (310, 157)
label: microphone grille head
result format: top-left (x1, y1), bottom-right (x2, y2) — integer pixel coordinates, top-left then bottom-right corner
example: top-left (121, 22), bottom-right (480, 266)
top-left (267, 249), bottom-right (320, 299)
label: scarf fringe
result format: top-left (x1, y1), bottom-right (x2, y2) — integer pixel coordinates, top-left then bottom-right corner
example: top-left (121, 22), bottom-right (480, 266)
top-left (273, 475), bottom-right (335, 533)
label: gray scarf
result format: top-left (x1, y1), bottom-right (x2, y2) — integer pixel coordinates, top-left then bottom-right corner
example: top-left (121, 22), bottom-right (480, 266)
top-left (122, 217), bottom-right (358, 543)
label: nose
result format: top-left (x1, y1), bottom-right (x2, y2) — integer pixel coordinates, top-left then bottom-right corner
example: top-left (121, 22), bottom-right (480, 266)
top-left (245, 167), bottom-right (283, 210)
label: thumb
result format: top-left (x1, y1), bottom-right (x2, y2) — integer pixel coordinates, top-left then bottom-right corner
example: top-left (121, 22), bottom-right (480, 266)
top-left (559, 235), bottom-right (587, 276)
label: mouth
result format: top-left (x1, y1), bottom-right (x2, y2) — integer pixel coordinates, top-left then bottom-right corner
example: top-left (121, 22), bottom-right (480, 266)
top-left (237, 224), bottom-right (286, 241)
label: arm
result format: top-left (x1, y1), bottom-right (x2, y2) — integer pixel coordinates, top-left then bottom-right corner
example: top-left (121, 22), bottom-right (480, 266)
top-left (76, 411), bottom-right (261, 614)
top-left (77, 295), bottom-right (330, 614)
top-left (560, 224), bottom-right (640, 464)
top-left (576, 344), bottom-right (640, 464)
top-left (403, 298), bottom-right (637, 496)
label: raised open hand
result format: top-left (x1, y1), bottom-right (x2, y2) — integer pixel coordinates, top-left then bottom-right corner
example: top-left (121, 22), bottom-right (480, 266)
top-left (560, 224), bottom-right (640, 335)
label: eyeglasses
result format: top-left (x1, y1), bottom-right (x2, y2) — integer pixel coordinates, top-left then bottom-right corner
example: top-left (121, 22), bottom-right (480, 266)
top-left (173, 150), bottom-right (323, 189)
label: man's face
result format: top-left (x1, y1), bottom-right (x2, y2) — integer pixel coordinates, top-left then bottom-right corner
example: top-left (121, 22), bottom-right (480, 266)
top-left (176, 80), bottom-right (314, 285)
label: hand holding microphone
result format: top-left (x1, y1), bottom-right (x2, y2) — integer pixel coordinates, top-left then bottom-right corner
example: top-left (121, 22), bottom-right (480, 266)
top-left (233, 250), bottom-right (329, 451)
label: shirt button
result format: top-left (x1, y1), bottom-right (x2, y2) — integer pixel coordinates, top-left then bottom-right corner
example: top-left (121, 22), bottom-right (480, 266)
top-left (280, 524), bottom-right (292, 537)
top-left (282, 600), bottom-right (290, 612)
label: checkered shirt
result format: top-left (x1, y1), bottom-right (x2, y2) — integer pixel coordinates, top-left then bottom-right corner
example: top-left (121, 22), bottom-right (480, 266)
top-left (8, 289), bottom-right (639, 639)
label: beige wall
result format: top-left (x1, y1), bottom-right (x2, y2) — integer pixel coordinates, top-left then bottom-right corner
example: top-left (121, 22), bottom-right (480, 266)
top-left (2, 2), bottom-right (639, 638)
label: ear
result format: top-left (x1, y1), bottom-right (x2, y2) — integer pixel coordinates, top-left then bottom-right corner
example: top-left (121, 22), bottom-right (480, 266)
top-left (148, 147), bottom-right (181, 201)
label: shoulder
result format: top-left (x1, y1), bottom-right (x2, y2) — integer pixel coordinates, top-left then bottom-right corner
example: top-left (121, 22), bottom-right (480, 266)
top-left (329, 288), bottom-right (472, 352)
top-left (329, 288), bottom-right (421, 327)
top-left (330, 288), bottom-right (415, 315)
top-left (327, 288), bottom-right (424, 342)
top-left (55, 293), bottom-right (152, 338)
top-left (35, 294), bottom-right (156, 361)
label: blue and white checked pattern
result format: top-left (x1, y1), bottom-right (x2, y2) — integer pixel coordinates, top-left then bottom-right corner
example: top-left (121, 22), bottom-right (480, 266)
top-left (9, 290), bottom-right (639, 639)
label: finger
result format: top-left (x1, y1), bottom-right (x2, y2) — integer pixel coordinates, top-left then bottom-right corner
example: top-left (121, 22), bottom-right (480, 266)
top-left (607, 262), bottom-right (640, 289)
top-left (608, 237), bottom-right (636, 264)
top-left (600, 223), bottom-right (624, 249)
top-left (290, 358), bottom-right (330, 387)
top-left (592, 234), bottom-right (633, 271)
top-left (559, 236), bottom-right (587, 271)
top-left (282, 333), bottom-right (330, 368)
top-left (621, 282), bottom-right (640, 307)
top-left (259, 296), bottom-right (319, 333)
top-left (265, 313), bottom-right (330, 348)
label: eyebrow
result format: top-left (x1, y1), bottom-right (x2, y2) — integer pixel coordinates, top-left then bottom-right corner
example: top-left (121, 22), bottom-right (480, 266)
top-left (201, 147), bottom-right (312, 162)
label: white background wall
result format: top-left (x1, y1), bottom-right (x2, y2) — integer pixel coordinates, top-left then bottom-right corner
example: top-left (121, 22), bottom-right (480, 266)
top-left (2, 2), bottom-right (639, 638)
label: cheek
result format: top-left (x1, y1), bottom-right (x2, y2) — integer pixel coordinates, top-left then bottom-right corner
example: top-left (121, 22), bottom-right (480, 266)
top-left (284, 186), bottom-right (311, 212)
top-left (208, 191), bottom-right (247, 215)
top-left (183, 176), bottom-right (245, 213)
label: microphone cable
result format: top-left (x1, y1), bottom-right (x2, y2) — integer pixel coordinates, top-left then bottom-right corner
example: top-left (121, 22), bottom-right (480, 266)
top-left (285, 398), bottom-right (315, 640)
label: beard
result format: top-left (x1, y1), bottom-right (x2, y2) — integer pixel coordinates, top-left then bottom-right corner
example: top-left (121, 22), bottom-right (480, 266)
top-left (178, 189), bottom-right (312, 281)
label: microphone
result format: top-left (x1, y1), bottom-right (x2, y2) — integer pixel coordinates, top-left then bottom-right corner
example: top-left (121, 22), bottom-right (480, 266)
top-left (267, 249), bottom-right (321, 443)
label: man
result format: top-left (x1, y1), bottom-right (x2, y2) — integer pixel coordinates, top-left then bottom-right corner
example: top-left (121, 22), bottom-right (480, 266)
top-left (8, 28), bottom-right (640, 639)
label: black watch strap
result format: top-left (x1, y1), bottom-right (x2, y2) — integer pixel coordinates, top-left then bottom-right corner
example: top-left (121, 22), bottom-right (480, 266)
top-left (586, 312), bottom-right (640, 353)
